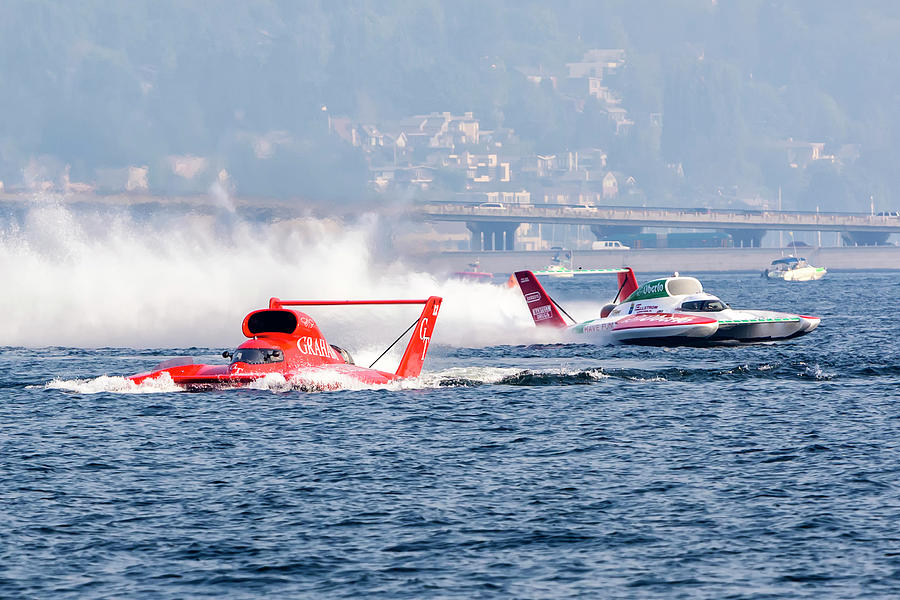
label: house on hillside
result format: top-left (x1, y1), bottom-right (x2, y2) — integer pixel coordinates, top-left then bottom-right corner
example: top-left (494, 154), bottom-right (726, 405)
top-left (562, 76), bottom-right (618, 103)
top-left (606, 107), bottom-right (634, 135)
top-left (576, 148), bottom-right (608, 173)
top-left (357, 125), bottom-right (385, 148)
top-left (382, 111), bottom-right (481, 150)
top-left (599, 171), bottom-right (637, 201)
top-left (464, 152), bottom-right (510, 185)
top-left (534, 154), bottom-right (559, 178)
top-left (780, 139), bottom-right (836, 169)
top-left (563, 49), bottom-right (632, 131)
top-left (515, 66), bottom-right (558, 88)
top-left (393, 165), bottom-right (435, 190)
top-left (566, 49), bottom-right (625, 79)
top-left (601, 171), bottom-right (618, 200)
top-left (449, 113), bottom-right (480, 145)
top-left (520, 149), bottom-right (608, 182)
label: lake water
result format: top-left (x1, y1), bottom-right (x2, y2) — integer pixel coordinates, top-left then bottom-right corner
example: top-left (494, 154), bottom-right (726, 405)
top-left (2, 271), bottom-right (900, 598)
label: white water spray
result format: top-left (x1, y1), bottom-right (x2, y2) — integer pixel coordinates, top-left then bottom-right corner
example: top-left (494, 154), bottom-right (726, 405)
top-left (0, 196), bottom-right (545, 352)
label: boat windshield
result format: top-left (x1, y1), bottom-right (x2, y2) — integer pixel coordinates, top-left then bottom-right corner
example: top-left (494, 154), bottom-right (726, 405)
top-left (680, 299), bottom-right (728, 312)
top-left (231, 347), bottom-right (284, 364)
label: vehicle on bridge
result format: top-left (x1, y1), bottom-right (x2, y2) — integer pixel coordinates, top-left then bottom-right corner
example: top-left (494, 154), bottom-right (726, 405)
top-left (591, 240), bottom-right (630, 250)
top-left (513, 269), bottom-right (819, 345)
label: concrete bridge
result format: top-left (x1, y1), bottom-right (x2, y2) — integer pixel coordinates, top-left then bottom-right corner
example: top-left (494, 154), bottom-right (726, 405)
top-left (415, 202), bottom-right (900, 250)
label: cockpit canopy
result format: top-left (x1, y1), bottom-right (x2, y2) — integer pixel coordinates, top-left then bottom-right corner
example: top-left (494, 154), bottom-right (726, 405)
top-left (231, 347), bottom-right (284, 364)
top-left (680, 299), bottom-right (728, 312)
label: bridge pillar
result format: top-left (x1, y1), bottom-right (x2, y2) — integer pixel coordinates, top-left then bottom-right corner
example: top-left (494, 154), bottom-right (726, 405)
top-left (466, 222), bottom-right (520, 251)
top-left (725, 229), bottom-right (765, 248)
top-left (842, 231), bottom-right (890, 246)
top-left (589, 225), bottom-right (643, 240)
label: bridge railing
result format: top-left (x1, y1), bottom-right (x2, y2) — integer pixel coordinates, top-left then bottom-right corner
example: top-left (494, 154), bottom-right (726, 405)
top-left (417, 202), bottom-right (900, 229)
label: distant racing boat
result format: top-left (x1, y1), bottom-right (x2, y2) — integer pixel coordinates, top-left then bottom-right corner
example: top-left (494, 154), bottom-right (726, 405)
top-left (514, 268), bottom-right (820, 345)
top-left (450, 258), bottom-right (493, 282)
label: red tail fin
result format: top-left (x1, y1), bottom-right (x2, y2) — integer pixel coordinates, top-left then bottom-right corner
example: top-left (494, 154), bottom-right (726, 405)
top-left (395, 296), bottom-right (442, 378)
top-left (615, 268), bottom-right (639, 302)
top-left (514, 270), bottom-right (567, 328)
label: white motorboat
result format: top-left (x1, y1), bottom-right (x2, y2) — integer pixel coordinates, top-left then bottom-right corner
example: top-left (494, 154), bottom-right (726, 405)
top-left (764, 256), bottom-right (826, 281)
top-left (534, 249), bottom-right (629, 278)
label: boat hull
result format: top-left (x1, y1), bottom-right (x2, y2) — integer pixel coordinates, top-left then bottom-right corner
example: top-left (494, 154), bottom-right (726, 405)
top-left (129, 361), bottom-right (402, 390)
top-left (766, 266), bottom-right (826, 281)
top-left (574, 312), bottom-right (819, 346)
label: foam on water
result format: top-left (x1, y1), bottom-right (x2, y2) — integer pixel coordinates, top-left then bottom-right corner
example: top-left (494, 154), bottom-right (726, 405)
top-left (39, 365), bottom-right (549, 394)
top-left (0, 195), bottom-right (544, 349)
top-left (38, 361), bottom-right (618, 393)
top-left (43, 372), bottom-right (183, 394)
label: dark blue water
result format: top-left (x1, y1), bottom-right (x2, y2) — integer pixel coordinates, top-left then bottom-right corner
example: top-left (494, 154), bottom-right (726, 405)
top-left (2, 272), bottom-right (900, 598)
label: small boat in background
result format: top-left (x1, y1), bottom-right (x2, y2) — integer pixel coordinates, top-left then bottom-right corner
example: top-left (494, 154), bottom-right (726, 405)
top-left (764, 256), bottom-right (826, 281)
top-left (534, 249), bottom-right (626, 278)
top-left (450, 258), bottom-right (493, 282)
top-left (536, 249), bottom-right (576, 278)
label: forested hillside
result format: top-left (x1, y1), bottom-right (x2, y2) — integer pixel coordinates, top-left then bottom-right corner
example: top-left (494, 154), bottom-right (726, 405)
top-left (2, 0), bottom-right (899, 210)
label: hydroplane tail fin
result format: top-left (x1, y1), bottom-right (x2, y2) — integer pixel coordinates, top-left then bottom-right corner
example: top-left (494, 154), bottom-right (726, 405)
top-left (615, 267), bottom-right (639, 303)
top-left (395, 296), bottom-right (443, 378)
top-left (514, 270), bottom-right (568, 328)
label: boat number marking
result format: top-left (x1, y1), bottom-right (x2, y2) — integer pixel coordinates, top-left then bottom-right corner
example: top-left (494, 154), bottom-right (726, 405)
top-left (419, 318), bottom-right (430, 359)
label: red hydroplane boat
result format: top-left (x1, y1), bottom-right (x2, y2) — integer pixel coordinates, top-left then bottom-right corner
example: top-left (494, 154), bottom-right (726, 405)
top-left (128, 296), bottom-right (442, 389)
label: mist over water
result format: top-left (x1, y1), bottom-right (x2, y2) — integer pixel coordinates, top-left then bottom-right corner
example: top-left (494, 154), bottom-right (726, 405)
top-left (0, 196), bottom-right (540, 350)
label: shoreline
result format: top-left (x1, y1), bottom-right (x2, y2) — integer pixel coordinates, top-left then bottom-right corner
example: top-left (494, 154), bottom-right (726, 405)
top-left (417, 246), bottom-right (900, 274)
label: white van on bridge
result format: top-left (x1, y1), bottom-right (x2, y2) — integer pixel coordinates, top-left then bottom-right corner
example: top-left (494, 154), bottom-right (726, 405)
top-left (592, 240), bottom-right (630, 250)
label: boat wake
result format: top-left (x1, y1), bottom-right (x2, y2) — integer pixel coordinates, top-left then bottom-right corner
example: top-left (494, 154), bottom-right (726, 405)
top-left (38, 359), bottom-right (832, 394)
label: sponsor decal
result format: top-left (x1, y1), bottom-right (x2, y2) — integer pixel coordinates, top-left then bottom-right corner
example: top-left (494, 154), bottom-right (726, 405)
top-left (622, 314), bottom-right (707, 326)
top-left (525, 292), bottom-right (541, 304)
top-left (582, 322), bottom-right (614, 333)
top-left (298, 315), bottom-right (314, 328)
top-left (519, 276), bottom-right (531, 283)
top-left (532, 305), bottom-right (553, 321)
top-left (633, 303), bottom-right (659, 314)
top-left (628, 304), bottom-right (634, 314)
top-left (625, 279), bottom-right (669, 302)
top-left (297, 336), bottom-right (338, 359)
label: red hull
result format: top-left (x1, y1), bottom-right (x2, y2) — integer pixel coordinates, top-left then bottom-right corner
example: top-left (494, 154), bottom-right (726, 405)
top-left (129, 362), bottom-right (402, 389)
